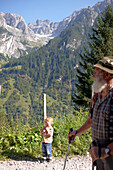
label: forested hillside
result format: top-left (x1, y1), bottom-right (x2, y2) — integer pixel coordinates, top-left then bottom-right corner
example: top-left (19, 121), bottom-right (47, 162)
top-left (0, 2), bottom-right (113, 129)
top-left (0, 13), bottom-right (92, 127)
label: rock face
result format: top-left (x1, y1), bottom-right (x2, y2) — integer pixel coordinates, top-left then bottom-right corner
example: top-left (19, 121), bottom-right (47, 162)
top-left (0, 0), bottom-right (113, 58)
top-left (28, 0), bottom-right (113, 37)
top-left (0, 13), bottom-right (51, 58)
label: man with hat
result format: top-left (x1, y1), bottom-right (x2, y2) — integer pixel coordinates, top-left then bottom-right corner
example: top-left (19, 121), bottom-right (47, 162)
top-left (68, 57), bottom-right (113, 170)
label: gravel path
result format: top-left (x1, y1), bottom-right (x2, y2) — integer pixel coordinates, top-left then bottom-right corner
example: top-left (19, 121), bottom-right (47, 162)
top-left (0, 154), bottom-right (92, 170)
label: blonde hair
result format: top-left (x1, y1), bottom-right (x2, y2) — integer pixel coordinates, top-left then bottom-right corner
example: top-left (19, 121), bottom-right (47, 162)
top-left (45, 117), bottom-right (53, 125)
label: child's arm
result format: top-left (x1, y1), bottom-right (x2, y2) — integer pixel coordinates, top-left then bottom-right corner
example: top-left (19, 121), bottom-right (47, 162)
top-left (45, 127), bottom-right (53, 137)
top-left (40, 127), bottom-right (47, 135)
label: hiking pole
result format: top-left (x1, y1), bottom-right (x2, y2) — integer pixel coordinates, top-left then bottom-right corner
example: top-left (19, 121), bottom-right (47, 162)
top-left (63, 128), bottom-right (73, 170)
top-left (92, 161), bottom-right (97, 170)
top-left (92, 164), bottom-right (96, 170)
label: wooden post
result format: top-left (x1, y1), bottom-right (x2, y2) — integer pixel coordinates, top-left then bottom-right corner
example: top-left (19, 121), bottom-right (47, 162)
top-left (43, 93), bottom-right (47, 122)
top-left (0, 85), bottom-right (1, 95)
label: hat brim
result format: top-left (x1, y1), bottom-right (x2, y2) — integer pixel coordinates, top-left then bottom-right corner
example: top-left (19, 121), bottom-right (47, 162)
top-left (93, 64), bottom-right (113, 74)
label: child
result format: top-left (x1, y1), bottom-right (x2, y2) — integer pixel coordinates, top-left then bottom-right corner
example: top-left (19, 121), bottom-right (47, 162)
top-left (40, 117), bottom-right (53, 162)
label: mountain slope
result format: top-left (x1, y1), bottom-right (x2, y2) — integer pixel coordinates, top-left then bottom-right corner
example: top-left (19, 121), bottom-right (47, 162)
top-left (0, 0), bottom-right (113, 122)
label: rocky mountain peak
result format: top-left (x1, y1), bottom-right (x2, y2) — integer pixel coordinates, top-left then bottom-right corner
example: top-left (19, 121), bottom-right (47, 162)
top-left (0, 12), bottom-right (51, 58)
top-left (2, 13), bottom-right (30, 34)
top-left (4, 13), bottom-right (22, 27)
top-left (0, 0), bottom-right (113, 58)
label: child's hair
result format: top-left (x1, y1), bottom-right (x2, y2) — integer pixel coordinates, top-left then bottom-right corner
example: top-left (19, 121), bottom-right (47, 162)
top-left (45, 117), bottom-right (53, 125)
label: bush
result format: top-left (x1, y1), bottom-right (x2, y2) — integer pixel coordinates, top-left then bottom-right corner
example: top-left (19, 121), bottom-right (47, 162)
top-left (0, 111), bottom-right (92, 159)
top-left (52, 111), bottom-right (91, 157)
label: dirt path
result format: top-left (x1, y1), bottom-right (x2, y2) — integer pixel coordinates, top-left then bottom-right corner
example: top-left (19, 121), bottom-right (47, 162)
top-left (0, 155), bottom-right (92, 170)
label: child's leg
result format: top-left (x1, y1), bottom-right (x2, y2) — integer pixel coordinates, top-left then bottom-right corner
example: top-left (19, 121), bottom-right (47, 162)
top-left (42, 142), bottom-right (47, 159)
top-left (46, 143), bottom-right (52, 159)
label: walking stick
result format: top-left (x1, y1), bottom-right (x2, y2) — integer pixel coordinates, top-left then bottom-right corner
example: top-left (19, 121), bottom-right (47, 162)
top-left (63, 128), bottom-right (73, 170)
top-left (92, 161), bottom-right (97, 170)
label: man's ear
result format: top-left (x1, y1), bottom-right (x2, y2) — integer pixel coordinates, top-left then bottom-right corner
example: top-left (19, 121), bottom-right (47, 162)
top-left (104, 72), bottom-right (111, 80)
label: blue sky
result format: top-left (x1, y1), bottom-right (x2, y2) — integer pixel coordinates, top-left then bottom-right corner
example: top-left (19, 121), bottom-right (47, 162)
top-left (1, 0), bottom-right (104, 24)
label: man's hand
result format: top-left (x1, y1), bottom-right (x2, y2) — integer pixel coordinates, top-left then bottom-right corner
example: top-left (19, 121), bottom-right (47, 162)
top-left (68, 130), bottom-right (77, 143)
top-left (90, 147), bottom-right (99, 163)
top-left (90, 147), bottom-right (109, 163)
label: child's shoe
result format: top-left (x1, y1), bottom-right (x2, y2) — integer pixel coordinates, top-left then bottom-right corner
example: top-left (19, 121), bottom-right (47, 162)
top-left (40, 157), bottom-right (46, 163)
top-left (47, 157), bottom-right (55, 162)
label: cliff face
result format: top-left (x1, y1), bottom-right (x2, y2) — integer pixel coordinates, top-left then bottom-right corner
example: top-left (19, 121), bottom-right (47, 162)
top-left (0, 0), bottom-right (112, 58)
top-left (0, 12), bottom-right (51, 58)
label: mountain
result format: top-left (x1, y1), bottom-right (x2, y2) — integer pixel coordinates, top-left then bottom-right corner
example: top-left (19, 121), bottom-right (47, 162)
top-left (0, 0), bottom-right (113, 123)
top-left (0, 0), bottom-right (113, 58)
top-left (0, 13), bottom-right (51, 58)
top-left (28, 0), bottom-right (113, 37)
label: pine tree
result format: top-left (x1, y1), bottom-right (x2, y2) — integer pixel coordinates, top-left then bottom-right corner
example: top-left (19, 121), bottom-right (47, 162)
top-left (72, 5), bottom-right (113, 110)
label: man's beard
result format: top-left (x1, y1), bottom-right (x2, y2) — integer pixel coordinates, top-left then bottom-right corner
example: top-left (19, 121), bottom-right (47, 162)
top-left (92, 73), bottom-right (107, 97)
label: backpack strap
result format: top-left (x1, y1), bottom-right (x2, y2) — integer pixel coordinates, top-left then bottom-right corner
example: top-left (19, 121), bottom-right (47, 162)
top-left (91, 93), bottom-right (98, 119)
top-left (109, 97), bottom-right (113, 139)
top-left (94, 93), bottom-right (98, 105)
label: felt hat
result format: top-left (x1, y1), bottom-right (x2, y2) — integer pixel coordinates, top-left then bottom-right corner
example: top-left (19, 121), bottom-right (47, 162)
top-left (93, 57), bottom-right (113, 74)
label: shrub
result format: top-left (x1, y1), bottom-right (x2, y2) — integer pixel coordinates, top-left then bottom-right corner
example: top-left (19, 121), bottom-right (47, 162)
top-left (0, 111), bottom-right (92, 159)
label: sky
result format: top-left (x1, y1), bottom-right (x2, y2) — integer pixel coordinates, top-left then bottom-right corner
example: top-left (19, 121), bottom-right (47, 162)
top-left (1, 0), bottom-right (104, 24)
